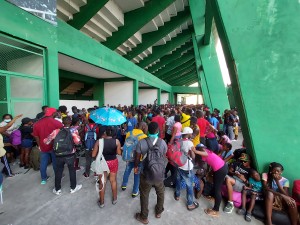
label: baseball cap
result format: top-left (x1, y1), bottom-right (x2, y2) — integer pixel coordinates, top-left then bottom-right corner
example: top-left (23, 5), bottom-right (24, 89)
top-left (44, 107), bottom-right (57, 117)
top-left (181, 127), bottom-right (193, 135)
top-left (239, 153), bottom-right (250, 162)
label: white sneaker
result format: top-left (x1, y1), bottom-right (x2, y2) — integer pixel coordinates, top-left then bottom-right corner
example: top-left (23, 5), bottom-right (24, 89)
top-left (53, 189), bottom-right (62, 195)
top-left (70, 184), bottom-right (82, 194)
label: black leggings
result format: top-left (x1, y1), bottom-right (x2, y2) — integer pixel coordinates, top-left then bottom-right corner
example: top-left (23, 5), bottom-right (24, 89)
top-left (212, 164), bottom-right (228, 211)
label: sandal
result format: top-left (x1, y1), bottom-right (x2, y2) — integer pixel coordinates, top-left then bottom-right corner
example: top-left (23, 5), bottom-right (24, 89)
top-left (245, 212), bottom-right (252, 222)
top-left (204, 208), bottom-right (220, 217)
top-left (187, 201), bottom-right (199, 211)
top-left (97, 201), bottom-right (104, 208)
top-left (174, 192), bottom-right (179, 201)
top-left (237, 208), bottom-right (246, 215)
top-left (135, 213), bottom-right (149, 224)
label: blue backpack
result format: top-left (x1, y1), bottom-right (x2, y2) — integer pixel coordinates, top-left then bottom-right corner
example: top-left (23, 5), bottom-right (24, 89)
top-left (122, 131), bottom-right (143, 162)
top-left (85, 124), bottom-right (97, 150)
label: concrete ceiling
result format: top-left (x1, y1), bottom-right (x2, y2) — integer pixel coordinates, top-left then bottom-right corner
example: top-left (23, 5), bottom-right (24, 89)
top-left (58, 53), bottom-right (123, 79)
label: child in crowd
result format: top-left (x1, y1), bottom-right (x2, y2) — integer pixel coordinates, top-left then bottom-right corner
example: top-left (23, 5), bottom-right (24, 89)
top-left (19, 118), bottom-right (34, 169)
top-left (237, 169), bottom-right (263, 222)
top-left (262, 162), bottom-right (298, 225)
top-left (218, 143), bottom-right (234, 163)
top-left (217, 131), bottom-right (231, 151)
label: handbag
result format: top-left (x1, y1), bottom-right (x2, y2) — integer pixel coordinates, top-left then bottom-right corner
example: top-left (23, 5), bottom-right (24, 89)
top-left (91, 139), bottom-right (110, 175)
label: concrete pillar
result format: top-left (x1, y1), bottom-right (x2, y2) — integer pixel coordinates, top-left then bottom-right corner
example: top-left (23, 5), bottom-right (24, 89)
top-left (47, 49), bottom-right (60, 108)
top-left (168, 92), bottom-right (174, 104)
top-left (211, 0), bottom-right (300, 181)
top-left (198, 37), bottom-right (229, 113)
top-left (157, 88), bottom-right (161, 105)
top-left (133, 80), bottom-right (139, 106)
top-left (93, 80), bottom-right (104, 107)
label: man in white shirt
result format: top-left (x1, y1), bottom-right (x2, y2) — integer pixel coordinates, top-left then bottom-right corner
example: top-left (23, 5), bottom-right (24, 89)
top-left (174, 127), bottom-right (199, 211)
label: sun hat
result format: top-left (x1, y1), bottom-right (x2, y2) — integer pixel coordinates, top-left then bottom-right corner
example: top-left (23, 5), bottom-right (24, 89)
top-left (181, 127), bottom-right (193, 135)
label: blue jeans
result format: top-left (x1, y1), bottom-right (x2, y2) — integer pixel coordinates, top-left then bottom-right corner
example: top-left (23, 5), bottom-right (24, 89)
top-left (175, 168), bottom-right (194, 206)
top-left (40, 151), bottom-right (57, 181)
top-left (121, 161), bottom-right (141, 194)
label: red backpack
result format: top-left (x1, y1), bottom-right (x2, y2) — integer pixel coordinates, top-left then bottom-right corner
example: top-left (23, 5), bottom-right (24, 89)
top-left (166, 140), bottom-right (188, 167)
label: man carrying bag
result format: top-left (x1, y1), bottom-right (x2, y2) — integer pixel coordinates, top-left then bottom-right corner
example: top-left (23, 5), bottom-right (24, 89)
top-left (134, 122), bottom-right (168, 224)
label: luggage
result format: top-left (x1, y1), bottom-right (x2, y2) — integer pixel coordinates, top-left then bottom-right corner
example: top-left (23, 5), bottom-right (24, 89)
top-left (29, 146), bottom-right (40, 170)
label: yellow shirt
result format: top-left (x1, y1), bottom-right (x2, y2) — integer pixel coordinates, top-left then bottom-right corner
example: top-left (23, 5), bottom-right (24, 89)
top-left (181, 113), bottom-right (191, 130)
top-left (125, 129), bottom-right (147, 161)
top-left (125, 129), bottom-right (147, 140)
top-left (192, 125), bottom-right (200, 147)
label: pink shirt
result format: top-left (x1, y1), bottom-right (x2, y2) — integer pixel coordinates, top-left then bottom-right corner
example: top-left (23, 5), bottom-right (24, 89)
top-left (201, 149), bottom-right (225, 171)
top-left (173, 122), bottom-right (182, 137)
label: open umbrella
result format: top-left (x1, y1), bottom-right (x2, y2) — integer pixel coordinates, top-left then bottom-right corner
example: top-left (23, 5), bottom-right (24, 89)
top-left (89, 107), bottom-right (126, 126)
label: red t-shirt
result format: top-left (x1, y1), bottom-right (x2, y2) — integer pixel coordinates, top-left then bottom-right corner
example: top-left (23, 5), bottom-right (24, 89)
top-left (33, 117), bottom-right (63, 152)
top-left (292, 180), bottom-right (300, 206)
top-left (197, 118), bottom-right (210, 137)
top-left (152, 115), bottom-right (166, 139)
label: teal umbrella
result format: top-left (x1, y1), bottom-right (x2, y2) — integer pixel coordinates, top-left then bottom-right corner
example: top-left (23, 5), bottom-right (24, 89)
top-left (89, 107), bottom-right (126, 126)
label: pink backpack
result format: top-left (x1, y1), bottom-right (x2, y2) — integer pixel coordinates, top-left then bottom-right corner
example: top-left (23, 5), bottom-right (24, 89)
top-left (10, 130), bottom-right (21, 145)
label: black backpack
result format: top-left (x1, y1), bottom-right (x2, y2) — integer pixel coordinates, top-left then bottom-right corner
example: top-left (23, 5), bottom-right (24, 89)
top-left (53, 128), bottom-right (74, 156)
top-left (143, 138), bottom-right (165, 184)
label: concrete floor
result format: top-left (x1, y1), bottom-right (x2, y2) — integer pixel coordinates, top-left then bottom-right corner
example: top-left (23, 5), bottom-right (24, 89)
top-left (0, 133), bottom-right (264, 225)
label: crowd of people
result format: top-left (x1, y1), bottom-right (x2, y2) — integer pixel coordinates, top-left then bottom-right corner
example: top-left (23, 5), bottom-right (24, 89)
top-left (0, 103), bottom-right (299, 225)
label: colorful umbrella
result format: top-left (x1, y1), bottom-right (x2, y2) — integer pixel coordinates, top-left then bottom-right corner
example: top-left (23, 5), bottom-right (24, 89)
top-left (89, 107), bottom-right (126, 126)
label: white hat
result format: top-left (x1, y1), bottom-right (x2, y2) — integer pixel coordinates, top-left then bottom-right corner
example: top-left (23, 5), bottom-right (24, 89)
top-left (181, 127), bottom-right (193, 135)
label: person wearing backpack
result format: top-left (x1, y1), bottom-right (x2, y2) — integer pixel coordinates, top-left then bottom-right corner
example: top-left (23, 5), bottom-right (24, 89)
top-left (174, 127), bottom-right (199, 211)
top-left (44, 116), bottom-right (82, 195)
top-left (83, 119), bottom-right (99, 178)
top-left (134, 122), bottom-right (167, 224)
top-left (121, 127), bottom-right (147, 198)
top-left (33, 107), bottom-right (63, 184)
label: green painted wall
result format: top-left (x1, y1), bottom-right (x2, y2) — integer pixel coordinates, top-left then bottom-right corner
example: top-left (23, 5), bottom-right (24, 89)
top-left (226, 86), bottom-right (236, 109)
top-left (198, 37), bottom-right (229, 113)
top-left (212, 0), bottom-right (300, 182)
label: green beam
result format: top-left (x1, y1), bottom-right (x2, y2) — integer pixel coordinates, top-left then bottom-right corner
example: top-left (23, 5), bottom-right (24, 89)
top-left (125, 9), bottom-right (191, 60)
top-left (181, 77), bottom-right (198, 86)
top-left (102, 77), bottom-right (132, 82)
top-left (103, 0), bottom-right (176, 50)
top-left (188, 0), bottom-right (205, 37)
top-left (168, 72), bottom-right (197, 85)
top-left (155, 51), bottom-right (195, 77)
top-left (58, 21), bottom-right (172, 92)
top-left (172, 86), bottom-right (200, 94)
top-left (76, 83), bottom-right (94, 96)
top-left (192, 33), bottom-right (210, 107)
top-left (59, 69), bottom-right (98, 84)
top-left (137, 30), bottom-right (192, 68)
top-left (60, 94), bottom-right (92, 100)
top-left (203, 0), bottom-right (213, 45)
top-left (67, 0), bottom-right (109, 29)
top-left (160, 59), bottom-right (195, 80)
top-left (147, 40), bottom-right (194, 73)
top-left (161, 62), bottom-right (196, 81)
top-left (59, 79), bottom-right (74, 92)
top-left (164, 67), bottom-right (196, 82)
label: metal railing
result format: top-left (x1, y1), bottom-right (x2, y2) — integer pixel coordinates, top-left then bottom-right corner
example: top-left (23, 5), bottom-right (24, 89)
top-left (20, 7), bottom-right (56, 25)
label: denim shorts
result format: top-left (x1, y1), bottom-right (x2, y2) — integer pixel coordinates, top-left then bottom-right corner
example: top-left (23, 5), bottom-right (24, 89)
top-left (21, 139), bottom-right (33, 148)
